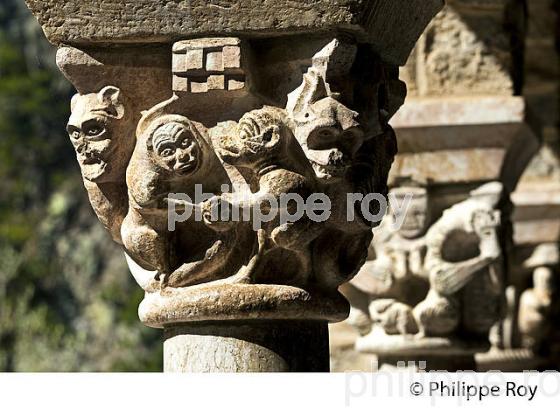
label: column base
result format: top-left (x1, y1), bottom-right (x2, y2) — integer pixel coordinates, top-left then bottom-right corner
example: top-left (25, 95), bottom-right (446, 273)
top-left (377, 353), bottom-right (477, 371)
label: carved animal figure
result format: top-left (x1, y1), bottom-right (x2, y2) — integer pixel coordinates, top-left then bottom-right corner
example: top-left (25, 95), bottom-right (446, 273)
top-left (122, 114), bottom-right (229, 286)
top-left (413, 183), bottom-right (504, 338)
top-left (206, 106), bottom-right (323, 286)
top-left (66, 86), bottom-right (135, 243)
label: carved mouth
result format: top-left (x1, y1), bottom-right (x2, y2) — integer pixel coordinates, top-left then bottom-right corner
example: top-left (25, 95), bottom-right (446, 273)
top-left (81, 155), bottom-right (102, 165)
top-left (175, 160), bottom-right (198, 175)
top-left (307, 148), bottom-right (351, 180)
top-left (311, 160), bottom-right (349, 179)
top-left (81, 160), bottom-right (109, 182)
top-left (244, 140), bottom-right (263, 154)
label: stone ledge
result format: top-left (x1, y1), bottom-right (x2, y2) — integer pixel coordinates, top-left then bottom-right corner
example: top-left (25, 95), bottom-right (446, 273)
top-left (139, 283), bottom-right (350, 328)
top-left (355, 327), bottom-right (489, 355)
top-left (390, 96), bottom-right (526, 128)
top-left (25, 0), bottom-right (443, 66)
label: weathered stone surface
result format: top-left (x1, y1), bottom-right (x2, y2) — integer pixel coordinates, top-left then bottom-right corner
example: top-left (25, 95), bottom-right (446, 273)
top-left (337, 0), bottom-right (558, 371)
top-left (46, 34), bottom-right (410, 371)
top-left (512, 186), bottom-right (560, 246)
top-left (348, 182), bottom-right (504, 354)
top-left (164, 321), bottom-right (330, 372)
top-left (139, 284), bottom-right (349, 328)
top-left (25, 0), bottom-right (443, 65)
top-left (25, 0), bottom-right (444, 372)
top-left (389, 97), bottom-right (538, 195)
top-left (401, 0), bottom-right (519, 97)
top-left (390, 96), bottom-right (525, 128)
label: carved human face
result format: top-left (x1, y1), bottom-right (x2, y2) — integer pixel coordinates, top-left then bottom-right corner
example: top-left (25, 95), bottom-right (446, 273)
top-left (67, 86), bottom-right (132, 183)
top-left (392, 187), bottom-right (429, 239)
top-left (217, 108), bottom-right (284, 167)
top-left (150, 122), bottom-right (201, 176)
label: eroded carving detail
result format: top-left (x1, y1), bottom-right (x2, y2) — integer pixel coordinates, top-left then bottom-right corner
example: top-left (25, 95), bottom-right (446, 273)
top-left (66, 86), bottom-right (135, 243)
top-left (518, 245), bottom-right (560, 354)
top-left (349, 182), bottom-right (505, 352)
top-left (65, 36), bottom-right (405, 326)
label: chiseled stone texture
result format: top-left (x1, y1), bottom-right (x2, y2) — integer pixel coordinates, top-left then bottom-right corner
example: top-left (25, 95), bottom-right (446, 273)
top-left (347, 182), bottom-right (504, 356)
top-left (25, 0), bottom-right (443, 66)
top-left (389, 96), bottom-right (537, 195)
top-left (25, 0), bottom-right (446, 372)
top-left (401, 0), bottom-right (519, 97)
top-left (164, 321), bottom-right (329, 372)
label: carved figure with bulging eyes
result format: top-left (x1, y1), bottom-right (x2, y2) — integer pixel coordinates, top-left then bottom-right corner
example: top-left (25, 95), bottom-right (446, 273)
top-left (149, 122), bottom-right (201, 177)
top-left (67, 86), bottom-right (134, 183)
top-left (66, 86), bottom-right (134, 244)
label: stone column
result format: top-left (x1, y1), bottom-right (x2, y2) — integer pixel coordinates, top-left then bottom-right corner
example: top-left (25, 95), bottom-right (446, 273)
top-left (504, 0), bottom-right (560, 370)
top-left (335, 0), bottom-right (542, 371)
top-left (25, 0), bottom-right (443, 372)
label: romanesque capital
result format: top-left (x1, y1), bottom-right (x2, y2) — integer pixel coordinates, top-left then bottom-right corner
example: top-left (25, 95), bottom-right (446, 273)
top-left (26, 0), bottom-right (444, 371)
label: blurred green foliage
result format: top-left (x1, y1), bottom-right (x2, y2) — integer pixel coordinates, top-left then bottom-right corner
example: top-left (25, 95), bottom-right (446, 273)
top-left (0, 0), bottom-right (162, 371)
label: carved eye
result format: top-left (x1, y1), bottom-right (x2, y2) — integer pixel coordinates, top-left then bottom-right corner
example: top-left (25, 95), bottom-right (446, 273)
top-left (86, 125), bottom-right (103, 136)
top-left (160, 148), bottom-right (175, 157)
top-left (181, 138), bottom-right (192, 147)
top-left (262, 129), bottom-right (274, 143)
top-left (82, 120), bottom-right (105, 138)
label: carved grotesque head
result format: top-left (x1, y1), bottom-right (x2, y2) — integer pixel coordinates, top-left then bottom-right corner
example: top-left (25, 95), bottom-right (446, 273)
top-left (391, 183), bottom-right (430, 239)
top-left (217, 107), bottom-right (289, 168)
top-left (468, 182), bottom-right (503, 237)
top-left (67, 86), bottom-right (133, 183)
top-left (148, 121), bottom-right (201, 177)
top-left (287, 70), bottom-right (365, 182)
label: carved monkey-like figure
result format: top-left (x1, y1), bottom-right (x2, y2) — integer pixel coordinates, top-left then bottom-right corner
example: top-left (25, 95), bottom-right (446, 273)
top-left (205, 106), bottom-right (323, 286)
top-left (413, 183), bottom-right (504, 338)
top-left (122, 115), bottom-right (211, 284)
top-left (66, 86), bottom-right (135, 243)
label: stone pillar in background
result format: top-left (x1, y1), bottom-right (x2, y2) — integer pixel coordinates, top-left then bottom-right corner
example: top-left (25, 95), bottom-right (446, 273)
top-left (507, 0), bottom-right (560, 369)
top-left (24, 0), bottom-right (443, 372)
top-left (332, 0), bottom-right (543, 371)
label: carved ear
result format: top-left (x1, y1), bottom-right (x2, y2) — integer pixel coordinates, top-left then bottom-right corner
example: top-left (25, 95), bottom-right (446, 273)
top-left (70, 93), bottom-right (80, 112)
top-left (98, 86), bottom-right (125, 119)
top-left (286, 69), bottom-right (330, 118)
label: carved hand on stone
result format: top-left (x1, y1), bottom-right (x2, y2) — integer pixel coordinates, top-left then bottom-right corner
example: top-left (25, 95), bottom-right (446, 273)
top-left (472, 210), bottom-right (501, 262)
top-left (201, 194), bottom-right (237, 233)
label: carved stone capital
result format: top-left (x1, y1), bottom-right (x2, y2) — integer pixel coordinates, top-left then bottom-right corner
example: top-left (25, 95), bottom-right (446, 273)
top-left (26, 0), bottom-right (443, 371)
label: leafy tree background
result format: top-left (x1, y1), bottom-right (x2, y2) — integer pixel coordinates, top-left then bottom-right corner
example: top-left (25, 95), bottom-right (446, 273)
top-left (0, 0), bottom-right (162, 371)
